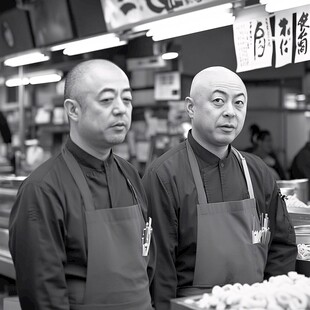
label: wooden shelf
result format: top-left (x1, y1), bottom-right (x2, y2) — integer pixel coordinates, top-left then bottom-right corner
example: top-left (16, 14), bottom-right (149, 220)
top-left (36, 124), bottom-right (69, 133)
top-left (248, 107), bottom-right (310, 112)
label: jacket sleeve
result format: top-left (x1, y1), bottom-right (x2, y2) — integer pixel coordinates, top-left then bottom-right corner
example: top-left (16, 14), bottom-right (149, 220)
top-left (9, 182), bottom-right (70, 310)
top-left (264, 185), bottom-right (297, 279)
top-left (142, 168), bottom-right (178, 310)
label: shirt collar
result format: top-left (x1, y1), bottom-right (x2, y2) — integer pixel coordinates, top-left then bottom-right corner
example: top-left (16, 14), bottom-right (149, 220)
top-left (65, 136), bottom-right (113, 170)
top-left (187, 130), bottom-right (232, 165)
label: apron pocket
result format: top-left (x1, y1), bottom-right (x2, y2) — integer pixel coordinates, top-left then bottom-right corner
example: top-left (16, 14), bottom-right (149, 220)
top-left (251, 242), bottom-right (268, 281)
top-left (70, 290), bottom-right (152, 310)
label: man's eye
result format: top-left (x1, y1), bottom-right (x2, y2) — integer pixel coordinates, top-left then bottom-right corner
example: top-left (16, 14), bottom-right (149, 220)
top-left (235, 100), bottom-right (244, 107)
top-left (123, 98), bottom-right (132, 104)
top-left (213, 98), bottom-right (224, 104)
top-left (100, 98), bottom-right (113, 104)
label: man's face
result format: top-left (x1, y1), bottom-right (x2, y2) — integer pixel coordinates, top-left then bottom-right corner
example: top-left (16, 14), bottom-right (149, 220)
top-left (188, 70), bottom-right (247, 151)
top-left (76, 66), bottom-right (132, 150)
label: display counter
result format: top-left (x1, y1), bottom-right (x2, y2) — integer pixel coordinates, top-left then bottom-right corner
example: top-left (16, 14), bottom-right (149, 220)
top-left (0, 176), bottom-right (26, 279)
top-left (170, 271), bottom-right (310, 310)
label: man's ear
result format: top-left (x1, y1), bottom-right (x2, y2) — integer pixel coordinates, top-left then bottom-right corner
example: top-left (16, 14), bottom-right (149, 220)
top-left (185, 96), bottom-right (195, 119)
top-left (64, 99), bottom-right (80, 122)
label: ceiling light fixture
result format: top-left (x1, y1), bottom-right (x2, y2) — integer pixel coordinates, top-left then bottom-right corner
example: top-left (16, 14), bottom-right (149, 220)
top-left (29, 73), bottom-right (62, 85)
top-left (132, 3), bottom-right (234, 41)
top-left (260, 0), bottom-right (310, 12)
top-left (5, 78), bottom-right (29, 87)
top-left (161, 52), bottom-right (179, 60)
top-left (5, 70), bottom-right (63, 87)
top-left (3, 51), bottom-right (50, 67)
top-left (51, 33), bottom-right (127, 56)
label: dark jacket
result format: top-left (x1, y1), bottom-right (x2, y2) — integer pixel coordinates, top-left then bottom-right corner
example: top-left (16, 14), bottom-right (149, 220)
top-left (143, 132), bottom-right (297, 310)
top-left (9, 138), bottom-right (155, 310)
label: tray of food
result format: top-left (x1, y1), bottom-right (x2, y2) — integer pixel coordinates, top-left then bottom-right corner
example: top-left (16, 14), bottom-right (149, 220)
top-left (170, 272), bottom-right (310, 310)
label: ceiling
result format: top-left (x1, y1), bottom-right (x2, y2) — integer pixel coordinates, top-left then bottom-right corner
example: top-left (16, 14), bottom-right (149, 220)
top-left (0, 0), bottom-right (16, 14)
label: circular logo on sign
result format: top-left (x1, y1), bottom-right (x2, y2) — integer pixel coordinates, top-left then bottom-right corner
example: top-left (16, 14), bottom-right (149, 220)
top-left (1, 21), bottom-right (14, 48)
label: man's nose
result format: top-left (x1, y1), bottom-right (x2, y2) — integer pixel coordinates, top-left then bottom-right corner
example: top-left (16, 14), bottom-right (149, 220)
top-left (223, 102), bottom-right (236, 117)
top-left (113, 98), bottom-right (127, 114)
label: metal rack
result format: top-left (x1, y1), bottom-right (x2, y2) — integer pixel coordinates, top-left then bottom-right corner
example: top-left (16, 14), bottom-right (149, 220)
top-left (0, 176), bottom-right (25, 279)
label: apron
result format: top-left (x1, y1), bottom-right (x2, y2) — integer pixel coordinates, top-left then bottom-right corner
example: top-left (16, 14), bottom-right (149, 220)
top-left (62, 147), bottom-right (152, 310)
top-left (177, 141), bottom-right (269, 297)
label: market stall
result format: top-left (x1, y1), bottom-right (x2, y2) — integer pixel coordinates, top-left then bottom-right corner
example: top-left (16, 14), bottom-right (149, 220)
top-left (0, 175), bottom-right (25, 280)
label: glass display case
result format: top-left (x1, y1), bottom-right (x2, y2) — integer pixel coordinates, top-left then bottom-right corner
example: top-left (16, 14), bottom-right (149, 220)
top-left (0, 176), bottom-right (25, 279)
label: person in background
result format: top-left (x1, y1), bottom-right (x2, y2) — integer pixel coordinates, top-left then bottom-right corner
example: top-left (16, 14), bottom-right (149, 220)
top-left (0, 110), bottom-right (14, 170)
top-left (290, 130), bottom-right (310, 200)
top-left (9, 59), bottom-right (155, 310)
top-left (244, 123), bottom-right (260, 153)
top-left (251, 129), bottom-right (287, 180)
top-left (142, 66), bottom-right (296, 310)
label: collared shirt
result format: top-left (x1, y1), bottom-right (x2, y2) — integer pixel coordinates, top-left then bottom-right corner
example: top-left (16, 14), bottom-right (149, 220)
top-left (142, 130), bottom-right (296, 310)
top-left (67, 138), bottom-right (135, 209)
top-left (9, 137), bottom-right (152, 310)
top-left (189, 134), bottom-right (249, 203)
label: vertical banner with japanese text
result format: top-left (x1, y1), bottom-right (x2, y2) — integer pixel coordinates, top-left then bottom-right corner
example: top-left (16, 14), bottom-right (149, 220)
top-left (295, 5), bottom-right (310, 63)
top-left (233, 16), bottom-right (273, 72)
top-left (274, 11), bottom-right (293, 68)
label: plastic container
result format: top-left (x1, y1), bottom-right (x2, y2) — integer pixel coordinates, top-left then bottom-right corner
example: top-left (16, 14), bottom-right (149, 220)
top-left (296, 259), bottom-right (310, 277)
top-left (277, 179), bottom-right (309, 203)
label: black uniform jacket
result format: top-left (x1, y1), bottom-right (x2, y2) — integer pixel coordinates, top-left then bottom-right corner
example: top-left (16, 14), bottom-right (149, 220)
top-left (9, 137), bottom-right (155, 310)
top-left (142, 131), bottom-right (297, 310)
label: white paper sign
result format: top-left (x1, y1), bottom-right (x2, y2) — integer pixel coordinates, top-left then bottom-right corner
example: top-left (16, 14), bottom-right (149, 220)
top-left (295, 5), bottom-right (310, 63)
top-left (274, 11), bottom-right (293, 68)
top-left (101, 0), bottom-right (219, 31)
top-left (233, 16), bottom-right (273, 72)
top-left (154, 71), bottom-right (181, 101)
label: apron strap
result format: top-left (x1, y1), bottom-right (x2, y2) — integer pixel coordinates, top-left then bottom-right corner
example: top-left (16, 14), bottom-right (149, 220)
top-left (62, 147), bottom-right (143, 215)
top-left (62, 147), bottom-right (96, 211)
top-left (186, 140), bottom-right (208, 205)
top-left (114, 157), bottom-right (147, 222)
top-left (231, 147), bottom-right (255, 200)
top-left (186, 140), bottom-right (255, 205)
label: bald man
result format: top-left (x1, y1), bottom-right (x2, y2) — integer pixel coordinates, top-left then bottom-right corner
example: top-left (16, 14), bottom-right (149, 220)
top-left (9, 59), bottom-right (155, 310)
top-left (142, 66), bottom-right (296, 310)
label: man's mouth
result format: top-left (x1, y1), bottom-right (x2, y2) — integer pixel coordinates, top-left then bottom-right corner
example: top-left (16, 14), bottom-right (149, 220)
top-left (111, 122), bottom-right (126, 129)
top-left (220, 124), bottom-right (235, 132)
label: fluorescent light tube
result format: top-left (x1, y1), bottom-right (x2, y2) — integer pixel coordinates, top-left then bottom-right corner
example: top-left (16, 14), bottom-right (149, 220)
top-left (162, 52), bottom-right (179, 60)
top-left (4, 52), bottom-right (50, 67)
top-left (133, 3), bottom-right (234, 41)
top-left (5, 78), bottom-right (29, 87)
top-left (261, 0), bottom-right (310, 12)
top-left (5, 70), bottom-right (62, 87)
top-left (61, 33), bottom-right (127, 56)
top-left (29, 73), bottom-right (62, 85)
top-left (151, 15), bottom-right (235, 41)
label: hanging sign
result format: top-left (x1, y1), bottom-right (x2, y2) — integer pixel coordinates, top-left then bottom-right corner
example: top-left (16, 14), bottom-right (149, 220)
top-left (100, 0), bottom-right (226, 31)
top-left (274, 11), bottom-right (293, 68)
top-left (233, 15), bottom-right (273, 72)
top-left (295, 5), bottom-right (310, 63)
